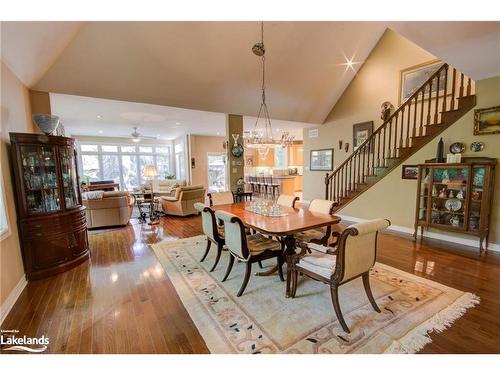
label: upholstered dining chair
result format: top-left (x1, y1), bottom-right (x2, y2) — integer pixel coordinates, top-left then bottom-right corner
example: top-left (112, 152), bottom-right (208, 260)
top-left (276, 194), bottom-right (299, 208)
top-left (194, 203), bottom-right (225, 272)
top-left (215, 210), bottom-right (285, 297)
top-left (294, 199), bottom-right (339, 245)
top-left (208, 191), bottom-right (234, 206)
top-left (290, 218), bottom-right (390, 333)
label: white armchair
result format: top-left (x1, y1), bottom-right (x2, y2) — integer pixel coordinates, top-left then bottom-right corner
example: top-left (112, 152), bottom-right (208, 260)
top-left (290, 218), bottom-right (390, 333)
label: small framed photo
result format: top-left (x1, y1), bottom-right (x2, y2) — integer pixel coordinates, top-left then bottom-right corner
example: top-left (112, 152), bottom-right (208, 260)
top-left (353, 121), bottom-right (374, 150)
top-left (310, 148), bottom-right (334, 171)
top-left (402, 165), bottom-right (419, 180)
top-left (474, 106), bottom-right (500, 135)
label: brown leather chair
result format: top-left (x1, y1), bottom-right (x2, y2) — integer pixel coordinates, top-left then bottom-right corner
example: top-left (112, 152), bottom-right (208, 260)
top-left (160, 185), bottom-right (206, 216)
top-left (83, 191), bottom-right (133, 229)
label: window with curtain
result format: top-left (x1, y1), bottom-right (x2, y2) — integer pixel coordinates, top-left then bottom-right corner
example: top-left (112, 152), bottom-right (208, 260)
top-left (78, 143), bottom-right (172, 190)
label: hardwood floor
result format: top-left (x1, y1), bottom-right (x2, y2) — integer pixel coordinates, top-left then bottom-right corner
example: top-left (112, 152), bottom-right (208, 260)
top-left (1, 215), bottom-right (499, 354)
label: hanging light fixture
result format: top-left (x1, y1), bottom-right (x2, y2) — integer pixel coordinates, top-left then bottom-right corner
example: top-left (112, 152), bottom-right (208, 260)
top-left (246, 22), bottom-right (284, 159)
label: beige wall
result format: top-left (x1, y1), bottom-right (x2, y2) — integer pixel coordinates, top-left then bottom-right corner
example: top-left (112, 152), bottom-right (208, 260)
top-left (0, 62), bottom-right (37, 306)
top-left (189, 134), bottom-right (225, 188)
top-left (303, 29), bottom-right (436, 200)
top-left (342, 76), bottom-right (500, 244)
top-left (302, 28), bottom-right (500, 246)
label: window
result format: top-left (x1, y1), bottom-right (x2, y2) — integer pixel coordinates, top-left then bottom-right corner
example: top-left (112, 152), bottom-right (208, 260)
top-left (207, 153), bottom-right (227, 192)
top-left (78, 143), bottom-right (172, 190)
top-left (81, 144), bottom-right (98, 152)
top-left (102, 154), bottom-right (120, 181)
top-left (174, 141), bottom-right (185, 180)
top-left (102, 145), bottom-right (118, 152)
top-left (0, 168), bottom-right (10, 240)
top-left (81, 154), bottom-right (100, 181)
top-left (121, 155), bottom-right (138, 190)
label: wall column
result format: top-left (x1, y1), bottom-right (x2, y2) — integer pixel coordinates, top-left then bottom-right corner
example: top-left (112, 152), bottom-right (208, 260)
top-left (225, 114), bottom-right (244, 192)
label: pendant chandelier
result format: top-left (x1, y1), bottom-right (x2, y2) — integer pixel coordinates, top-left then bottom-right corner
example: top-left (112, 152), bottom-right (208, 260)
top-left (246, 22), bottom-right (294, 159)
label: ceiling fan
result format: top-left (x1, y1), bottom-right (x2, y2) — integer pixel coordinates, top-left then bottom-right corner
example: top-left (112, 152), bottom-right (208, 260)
top-left (120, 126), bottom-right (158, 143)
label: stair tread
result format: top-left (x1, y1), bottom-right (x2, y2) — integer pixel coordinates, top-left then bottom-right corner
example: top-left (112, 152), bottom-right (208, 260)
top-left (327, 93), bottom-right (475, 210)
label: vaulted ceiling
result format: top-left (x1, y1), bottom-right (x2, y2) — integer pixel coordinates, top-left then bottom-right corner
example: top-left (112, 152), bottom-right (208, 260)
top-left (1, 21), bottom-right (499, 124)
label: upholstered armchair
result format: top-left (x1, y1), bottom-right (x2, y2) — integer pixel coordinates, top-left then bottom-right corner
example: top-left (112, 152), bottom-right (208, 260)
top-left (294, 199), bottom-right (339, 245)
top-left (208, 191), bottom-right (234, 206)
top-left (276, 194), bottom-right (299, 208)
top-left (160, 185), bottom-right (205, 216)
top-left (215, 210), bottom-right (285, 297)
top-left (83, 191), bottom-right (134, 229)
top-left (194, 203), bottom-right (225, 272)
top-left (290, 218), bottom-right (390, 333)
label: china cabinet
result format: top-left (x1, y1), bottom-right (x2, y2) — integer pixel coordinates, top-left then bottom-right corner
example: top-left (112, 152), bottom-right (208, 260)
top-left (9, 133), bottom-right (89, 280)
top-left (413, 157), bottom-right (496, 253)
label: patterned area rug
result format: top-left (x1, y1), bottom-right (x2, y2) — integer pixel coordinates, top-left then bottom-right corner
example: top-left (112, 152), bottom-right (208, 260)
top-left (151, 236), bottom-right (479, 354)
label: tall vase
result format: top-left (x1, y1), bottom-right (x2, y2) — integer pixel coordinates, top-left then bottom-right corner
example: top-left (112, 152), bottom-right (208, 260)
top-left (436, 138), bottom-right (444, 163)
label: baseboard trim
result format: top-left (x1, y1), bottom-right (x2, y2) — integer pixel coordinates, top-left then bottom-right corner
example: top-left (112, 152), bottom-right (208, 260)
top-left (337, 214), bottom-right (500, 253)
top-left (0, 275), bottom-right (27, 326)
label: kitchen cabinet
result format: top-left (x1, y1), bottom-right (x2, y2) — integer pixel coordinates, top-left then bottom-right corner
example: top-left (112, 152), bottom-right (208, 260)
top-left (253, 148), bottom-right (275, 167)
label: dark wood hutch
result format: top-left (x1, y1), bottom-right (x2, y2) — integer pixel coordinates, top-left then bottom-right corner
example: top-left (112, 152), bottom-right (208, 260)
top-left (414, 157), bottom-right (496, 253)
top-left (9, 133), bottom-right (90, 280)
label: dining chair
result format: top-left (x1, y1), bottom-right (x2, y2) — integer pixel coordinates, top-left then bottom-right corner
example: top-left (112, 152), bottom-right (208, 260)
top-left (215, 210), bottom-right (285, 297)
top-left (208, 191), bottom-right (234, 206)
top-left (294, 199), bottom-right (339, 245)
top-left (290, 218), bottom-right (390, 333)
top-left (276, 194), bottom-right (299, 208)
top-left (194, 203), bottom-right (226, 272)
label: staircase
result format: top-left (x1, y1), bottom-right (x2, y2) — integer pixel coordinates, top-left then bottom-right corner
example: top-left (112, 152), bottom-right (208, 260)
top-left (325, 63), bottom-right (476, 211)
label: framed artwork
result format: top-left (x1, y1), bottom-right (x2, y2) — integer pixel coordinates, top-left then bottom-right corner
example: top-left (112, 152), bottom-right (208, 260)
top-left (398, 59), bottom-right (446, 105)
top-left (353, 121), bottom-right (373, 150)
top-left (474, 106), bottom-right (500, 135)
top-left (310, 148), bottom-right (333, 171)
top-left (402, 165), bottom-right (419, 180)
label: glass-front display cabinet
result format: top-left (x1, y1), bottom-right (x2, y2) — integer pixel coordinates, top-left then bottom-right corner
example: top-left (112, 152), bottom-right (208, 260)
top-left (9, 133), bottom-right (89, 280)
top-left (414, 157), bottom-right (496, 253)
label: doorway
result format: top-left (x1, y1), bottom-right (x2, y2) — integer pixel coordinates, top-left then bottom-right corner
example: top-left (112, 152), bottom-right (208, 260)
top-left (207, 153), bottom-right (227, 192)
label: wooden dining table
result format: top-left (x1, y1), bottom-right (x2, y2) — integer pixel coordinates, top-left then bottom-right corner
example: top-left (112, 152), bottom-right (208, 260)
top-left (211, 201), bottom-right (341, 297)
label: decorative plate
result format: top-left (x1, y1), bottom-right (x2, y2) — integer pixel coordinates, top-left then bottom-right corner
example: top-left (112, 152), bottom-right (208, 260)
top-left (231, 144), bottom-right (244, 158)
top-left (449, 142), bottom-right (465, 154)
top-left (445, 198), bottom-right (462, 212)
top-left (470, 141), bottom-right (485, 152)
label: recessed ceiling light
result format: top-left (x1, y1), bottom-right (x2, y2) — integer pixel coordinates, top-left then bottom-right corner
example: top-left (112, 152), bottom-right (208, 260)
top-left (175, 122), bottom-right (181, 125)
top-left (98, 130), bottom-right (103, 134)
top-left (97, 115), bottom-right (103, 119)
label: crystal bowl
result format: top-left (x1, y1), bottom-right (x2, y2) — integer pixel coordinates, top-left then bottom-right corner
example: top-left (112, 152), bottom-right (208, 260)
top-left (32, 114), bottom-right (60, 135)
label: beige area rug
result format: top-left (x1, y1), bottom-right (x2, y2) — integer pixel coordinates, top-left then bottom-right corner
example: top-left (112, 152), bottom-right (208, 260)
top-left (151, 235), bottom-right (479, 354)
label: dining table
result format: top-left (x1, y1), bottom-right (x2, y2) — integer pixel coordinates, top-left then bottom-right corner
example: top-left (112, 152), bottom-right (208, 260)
top-left (211, 201), bottom-right (341, 297)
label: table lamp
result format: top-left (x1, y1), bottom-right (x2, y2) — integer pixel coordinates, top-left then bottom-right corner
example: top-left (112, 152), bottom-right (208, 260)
top-left (143, 164), bottom-right (160, 225)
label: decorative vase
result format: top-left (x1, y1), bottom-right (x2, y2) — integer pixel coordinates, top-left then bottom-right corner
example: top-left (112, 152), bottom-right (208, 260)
top-left (436, 138), bottom-right (445, 163)
top-left (32, 114), bottom-right (60, 135)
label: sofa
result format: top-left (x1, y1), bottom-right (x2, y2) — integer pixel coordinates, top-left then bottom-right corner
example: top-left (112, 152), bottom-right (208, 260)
top-left (82, 191), bottom-right (134, 229)
top-left (139, 179), bottom-right (187, 197)
top-left (160, 185), bottom-right (206, 216)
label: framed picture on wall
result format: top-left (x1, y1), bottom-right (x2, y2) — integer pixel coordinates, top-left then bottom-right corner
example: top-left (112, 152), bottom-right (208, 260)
top-left (402, 165), bottom-right (419, 180)
top-left (310, 148), bottom-right (334, 171)
top-left (474, 106), bottom-right (500, 135)
top-left (399, 59), bottom-right (445, 105)
top-left (353, 121), bottom-right (374, 150)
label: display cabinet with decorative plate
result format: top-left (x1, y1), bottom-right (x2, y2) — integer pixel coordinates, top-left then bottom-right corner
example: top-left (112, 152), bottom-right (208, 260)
top-left (414, 158), bottom-right (496, 253)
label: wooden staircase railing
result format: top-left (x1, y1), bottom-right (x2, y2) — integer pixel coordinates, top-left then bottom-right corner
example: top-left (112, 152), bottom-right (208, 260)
top-left (325, 63), bottom-right (475, 207)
